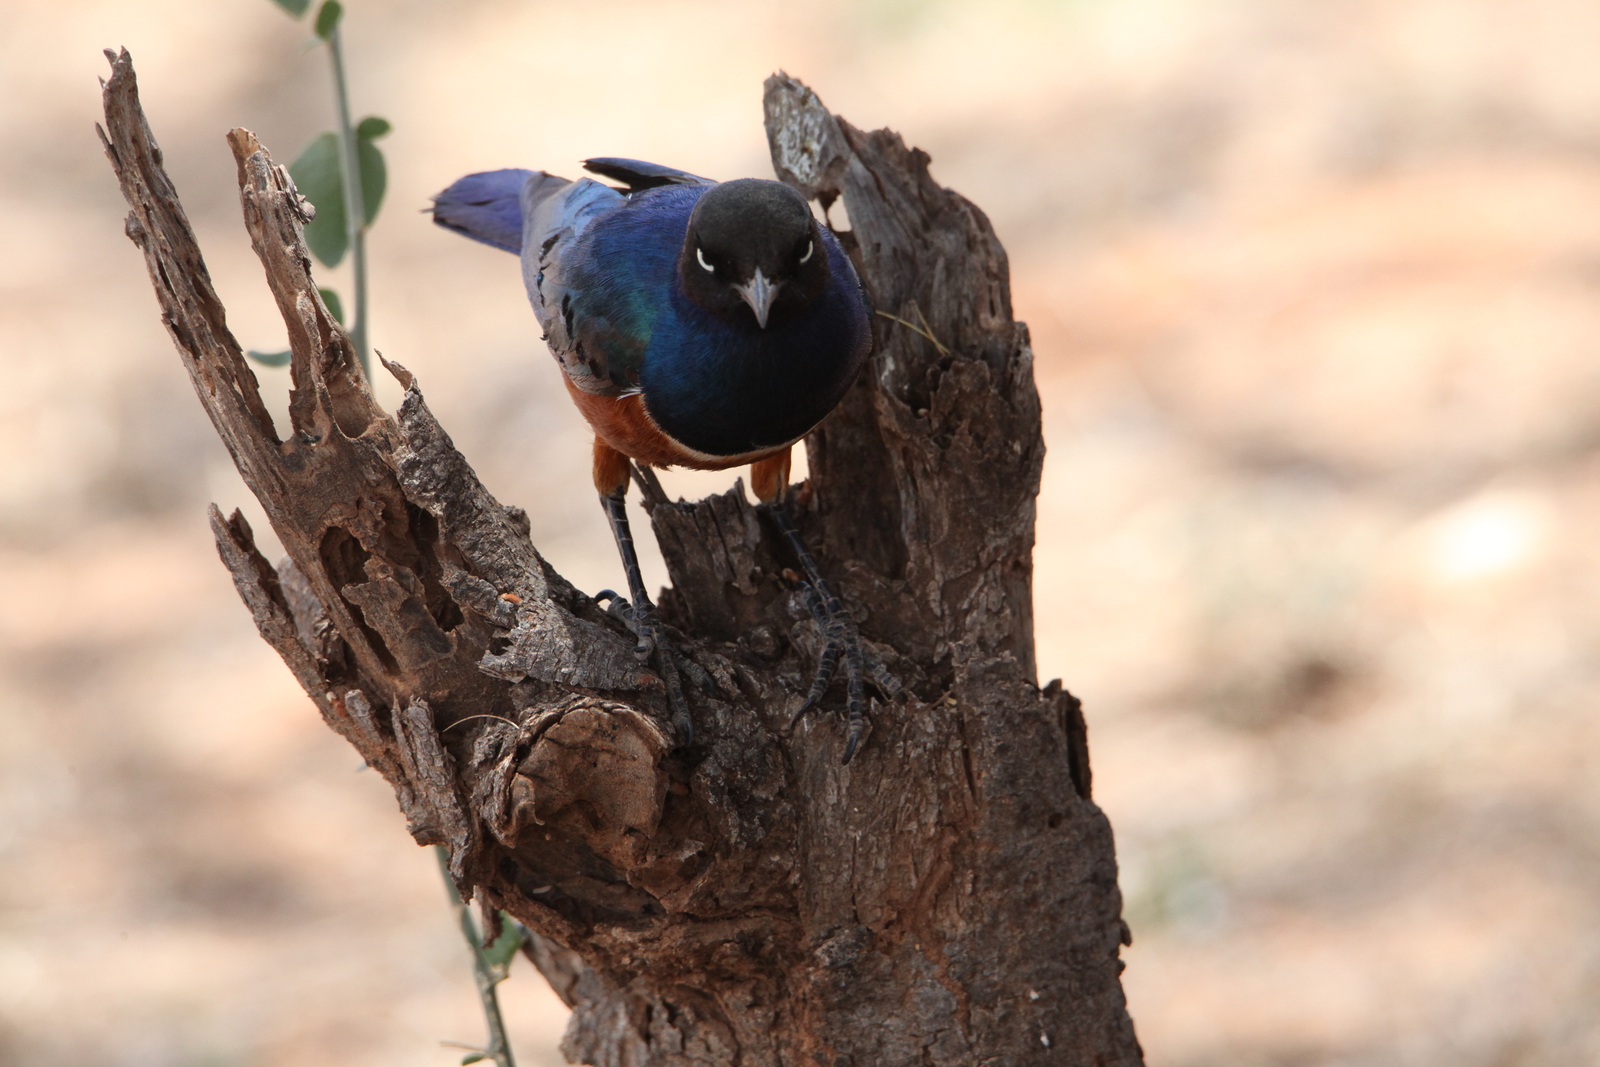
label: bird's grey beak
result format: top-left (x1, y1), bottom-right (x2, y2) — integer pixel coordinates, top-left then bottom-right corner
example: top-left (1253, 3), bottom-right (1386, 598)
top-left (733, 269), bottom-right (779, 329)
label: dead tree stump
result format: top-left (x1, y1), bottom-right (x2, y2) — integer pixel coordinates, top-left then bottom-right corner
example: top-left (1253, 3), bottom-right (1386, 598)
top-left (100, 47), bottom-right (1143, 1067)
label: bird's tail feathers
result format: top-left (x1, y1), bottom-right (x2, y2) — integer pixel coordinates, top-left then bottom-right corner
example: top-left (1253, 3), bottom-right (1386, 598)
top-left (431, 168), bottom-right (571, 254)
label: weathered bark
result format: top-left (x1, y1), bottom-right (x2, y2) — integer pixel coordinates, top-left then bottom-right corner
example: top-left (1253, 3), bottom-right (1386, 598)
top-left (101, 48), bottom-right (1142, 1067)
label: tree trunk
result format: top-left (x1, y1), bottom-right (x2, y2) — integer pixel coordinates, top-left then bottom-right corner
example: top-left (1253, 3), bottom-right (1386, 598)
top-left (99, 48), bottom-right (1143, 1067)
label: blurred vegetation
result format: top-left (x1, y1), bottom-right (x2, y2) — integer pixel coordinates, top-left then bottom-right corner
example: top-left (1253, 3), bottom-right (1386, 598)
top-left (248, 0), bottom-right (390, 375)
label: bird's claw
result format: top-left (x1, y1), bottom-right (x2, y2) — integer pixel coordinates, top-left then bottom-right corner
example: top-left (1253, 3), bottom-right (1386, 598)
top-left (594, 588), bottom-right (654, 659)
top-left (595, 589), bottom-right (691, 745)
top-left (787, 578), bottom-right (901, 765)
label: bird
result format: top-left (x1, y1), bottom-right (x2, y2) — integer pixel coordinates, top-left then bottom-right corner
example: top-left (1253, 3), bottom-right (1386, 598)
top-left (431, 157), bottom-right (899, 762)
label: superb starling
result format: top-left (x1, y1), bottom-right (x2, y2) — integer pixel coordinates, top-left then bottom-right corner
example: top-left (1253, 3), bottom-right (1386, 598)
top-left (432, 158), bottom-right (898, 762)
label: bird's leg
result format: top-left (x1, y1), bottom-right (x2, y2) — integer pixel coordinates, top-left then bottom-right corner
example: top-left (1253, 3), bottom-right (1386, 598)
top-left (752, 450), bottom-right (902, 764)
top-left (592, 440), bottom-right (691, 746)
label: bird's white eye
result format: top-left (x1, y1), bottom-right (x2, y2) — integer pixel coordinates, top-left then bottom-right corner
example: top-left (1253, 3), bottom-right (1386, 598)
top-left (696, 247), bottom-right (715, 272)
top-left (798, 240), bottom-right (814, 265)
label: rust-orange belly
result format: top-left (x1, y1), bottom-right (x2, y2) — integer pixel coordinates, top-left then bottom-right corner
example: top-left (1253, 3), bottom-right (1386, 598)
top-left (563, 378), bottom-right (791, 472)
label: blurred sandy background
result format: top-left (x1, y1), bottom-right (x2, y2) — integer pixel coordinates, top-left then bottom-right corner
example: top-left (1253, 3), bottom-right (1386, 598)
top-left (5, 0), bottom-right (1600, 1063)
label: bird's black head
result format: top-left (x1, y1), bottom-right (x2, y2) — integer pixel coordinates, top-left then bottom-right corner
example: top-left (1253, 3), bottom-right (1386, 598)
top-left (679, 179), bottom-right (828, 329)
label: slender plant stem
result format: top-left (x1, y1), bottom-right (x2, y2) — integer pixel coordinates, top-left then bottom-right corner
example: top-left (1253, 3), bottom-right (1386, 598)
top-left (436, 847), bottom-right (517, 1067)
top-left (326, 21), bottom-right (369, 379)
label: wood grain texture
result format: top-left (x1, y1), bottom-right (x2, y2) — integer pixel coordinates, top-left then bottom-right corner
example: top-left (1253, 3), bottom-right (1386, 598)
top-left (102, 48), bottom-right (1142, 1066)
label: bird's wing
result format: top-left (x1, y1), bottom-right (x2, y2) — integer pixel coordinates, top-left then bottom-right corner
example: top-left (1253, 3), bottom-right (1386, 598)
top-left (433, 164), bottom-right (705, 397)
top-left (521, 175), bottom-right (650, 396)
top-left (582, 157), bottom-right (716, 191)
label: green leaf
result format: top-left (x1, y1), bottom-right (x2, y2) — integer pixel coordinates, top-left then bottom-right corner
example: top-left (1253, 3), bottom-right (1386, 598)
top-left (289, 132), bottom-right (346, 267)
top-left (313, 0), bottom-right (343, 40)
top-left (318, 287), bottom-right (345, 325)
top-left (270, 0), bottom-right (312, 15)
top-left (356, 117), bottom-right (391, 224)
top-left (461, 1055), bottom-right (486, 1065)
top-left (246, 349), bottom-right (292, 367)
top-left (357, 136), bottom-right (386, 226)
top-left (289, 122), bottom-right (388, 257)
top-left (482, 913), bottom-right (526, 968)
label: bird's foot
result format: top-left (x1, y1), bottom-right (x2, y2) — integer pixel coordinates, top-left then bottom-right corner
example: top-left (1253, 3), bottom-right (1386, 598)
top-left (595, 589), bottom-right (693, 747)
top-left (786, 579), bottom-right (903, 765)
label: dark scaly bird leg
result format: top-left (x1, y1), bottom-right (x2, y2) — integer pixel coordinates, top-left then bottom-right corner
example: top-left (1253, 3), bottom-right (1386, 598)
top-left (592, 441), bottom-right (692, 746)
top-left (753, 451), bottom-right (902, 764)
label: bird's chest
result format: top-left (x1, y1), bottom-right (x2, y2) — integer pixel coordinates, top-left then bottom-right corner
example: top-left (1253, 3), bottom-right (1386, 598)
top-left (639, 303), bottom-right (862, 459)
